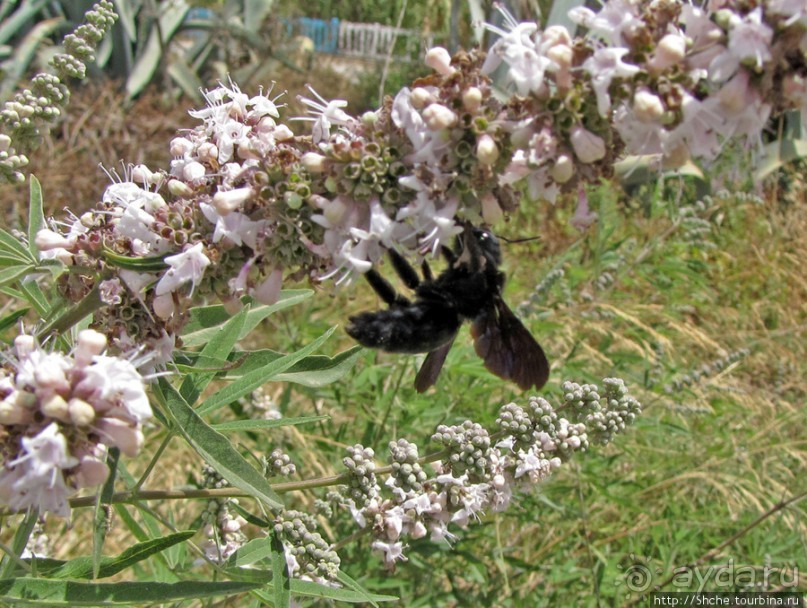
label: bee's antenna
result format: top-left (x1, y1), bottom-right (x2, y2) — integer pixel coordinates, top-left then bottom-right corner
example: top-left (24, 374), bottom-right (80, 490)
top-left (498, 235), bottom-right (541, 245)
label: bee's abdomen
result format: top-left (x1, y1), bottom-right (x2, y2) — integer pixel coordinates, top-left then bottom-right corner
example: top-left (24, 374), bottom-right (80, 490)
top-left (346, 304), bottom-right (461, 354)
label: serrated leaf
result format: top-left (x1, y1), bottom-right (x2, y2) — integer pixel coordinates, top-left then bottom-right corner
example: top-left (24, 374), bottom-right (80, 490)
top-left (101, 247), bottom-right (167, 271)
top-left (212, 415), bottom-right (327, 432)
top-left (181, 290), bottom-right (312, 347)
top-left (48, 531), bottom-right (194, 580)
top-left (157, 379), bottom-right (283, 510)
top-left (224, 346), bottom-right (362, 387)
top-left (27, 175), bottom-right (45, 260)
top-left (197, 326), bottom-right (336, 416)
top-left (0, 578), bottom-right (260, 605)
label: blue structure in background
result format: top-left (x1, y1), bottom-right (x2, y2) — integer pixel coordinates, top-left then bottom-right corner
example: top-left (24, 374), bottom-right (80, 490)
top-left (281, 17), bottom-right (340, 54)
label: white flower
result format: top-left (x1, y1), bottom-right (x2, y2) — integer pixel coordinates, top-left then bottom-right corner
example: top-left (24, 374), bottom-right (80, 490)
top-left (371, 540), bottom-right (408, 567)
top-left (295, 85), bottom-right (353, 143)
top-left (582, 47), bottom-right (641, 117)
top-left (155, 242), bottom-right (211, 297)
top-left (76, 355), bottom-right (152, 423)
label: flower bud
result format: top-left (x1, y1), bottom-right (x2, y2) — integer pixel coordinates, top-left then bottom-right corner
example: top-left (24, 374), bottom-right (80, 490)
top-left (301, 152), bottom-right (327, 173)
top-left (14, 335), bottom-right (35, 359)
top-left (167, 179), bottom-right (194, 197)
top-left (0, 393), bottom-right (33, 425)
top-left (462, 87), bottom-right (483, 112)
top-left (152, 292), bottom-right (175, 319)
top-left (213, 186), bottom-right (253, 215)
top-left (633, 89), bottom-right (665, 123)
top-left (0, 134), bottom-right (10, 152)
top-left (76, 457), bottom-right (109, 488)
top-left (68, 398), bottom-right (96, 426)
top-left (476, 134), bottom-right (499, 166)
top-left (570, 126), bottom-right (606, 164)
top-left (410, 87), bottom-right (435, 109)
top-left (182, 161), bottom-right (206, 182)
top-left (648, 33), bottom-right (686, 73)
top-left (95, 418), bottom-right (143, 457)
top-left (35, 228), bottom-right (72, 251)
top-left (424, 47), bottom-right (455, 76)
top-left (197, 142), bottom-right (218, 163)
top-left (551, 154), bottom-right (574, 183)
top-left (41, 394), bottom-right (70, 422)
top-left (169, 137), bottom-right (194, 157)
top-left (77, 329), bottom-right (107, 360)
top-left (273, 123), bottom-right (295, 141)
top-left (422, 104), bottom-right (458, 130)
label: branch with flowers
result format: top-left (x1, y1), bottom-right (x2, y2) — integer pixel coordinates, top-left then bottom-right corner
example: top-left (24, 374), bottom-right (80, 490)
top-left (0, 0), bottom-right (803, 604)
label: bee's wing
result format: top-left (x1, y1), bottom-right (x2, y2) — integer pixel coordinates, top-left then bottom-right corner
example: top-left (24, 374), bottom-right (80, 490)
top-left (470, 299), bottom-right (550, 391)
top-left (414, 335), bottom-right (457, 393)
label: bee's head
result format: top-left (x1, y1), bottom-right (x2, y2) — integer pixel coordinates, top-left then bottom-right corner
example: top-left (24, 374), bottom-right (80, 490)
top-left (454, 226), bottom-right (501, 269)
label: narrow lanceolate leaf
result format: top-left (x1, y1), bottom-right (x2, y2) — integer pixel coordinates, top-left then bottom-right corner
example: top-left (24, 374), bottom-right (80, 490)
top-left (157, 380), bottom-right (283, 510)
top-left (213, 415), bottom-right (327, 432)
top-left (0, 578), bottom-right (260, 606)
top-left (101, 247), bottom-right (168, 272)
top-left (0, 228), bottom-right (35, 264)
top-left (0, 308), bottom-right (28, 333)
top-left (180, 308), bottom-right (248, 404)
top-left (197, 326), bottom-right (336, 416)
top-left (271, 530), bottom-right (291, 608)
top-left (48, 531), bottom-right (195, 580)
top-left (0, 265), bottom-right (34, 288)
top-left (181, 290), bottom-right (313, 347)
top-left (248, 577), bottom-right (399, 604)
top-left (226, 537), bottom-right (276, 568)
top-left (224, 346), bottom-right (363, 388)
top-left (92, 448), bottom-right (120, 578)
top-left (27, 175), bottom-right (46, 260)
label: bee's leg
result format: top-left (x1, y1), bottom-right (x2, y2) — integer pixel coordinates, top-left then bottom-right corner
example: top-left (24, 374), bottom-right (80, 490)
top-left (364, 268), bottom-right (411, 307)
top-left (388, 248), bottom-right (421, 290)
top-left (440, 245), bottom-right (457, 266)
top-left (421, 260), bottom-right (434, 282)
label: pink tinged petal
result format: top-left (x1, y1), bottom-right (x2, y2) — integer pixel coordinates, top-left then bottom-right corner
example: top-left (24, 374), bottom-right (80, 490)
top-left (75, 457), bottom-right (109, 488)
top-left (570, 125), bottom-right (606, 164)
top-left (94, 418), bottom-right (144, 457)
top-left (422, 104), bottom-right (458, 130)
top-left (212, 186), bottom-right (253, 215)
top-left (76, 329), bottom-right (107, 366)
top-left (253, 268), bottom-right (284, 305)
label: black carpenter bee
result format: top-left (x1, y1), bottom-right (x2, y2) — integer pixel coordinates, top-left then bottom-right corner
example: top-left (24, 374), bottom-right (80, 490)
top-left (346, 225), bottom-right (550, 392)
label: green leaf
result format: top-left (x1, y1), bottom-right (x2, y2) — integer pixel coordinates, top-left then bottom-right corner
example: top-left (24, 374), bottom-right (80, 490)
top-left (225, 346), bottom-right (363, 388)
top-left (48, 531), bottom-right (194, 580)
top-left (93, 448), bottom-right (120, 578)
top-left (0, 307), bottom-right (29, 334)
top-left (166, 56), bottom-right (203, 103)
top-left (156, 380), bottom-right (283, 510)
top-left (27, 175), bottom-right (45, 260)
top-left (226, 537), bottom-right (275, 568)
top-left (337, 570), bottom-right (389, 608)
top-left (0, 0), bottom-right (50, 45)
top-left (0, 510), bottom-right (38, 578)
top-left (271, 530), bottom-right (291, 608)
top-left (101, 247), bottom-right (167, 272)
top-left (197, 326), bottom-right (336, 416)
top-left (181, 290), bottom-right (312, 347)
top-left (754, 137), bottom-right (807, 180)
top-left (112, 0), bottom-right (138, 42)
top-left (212, 415), bottom-right (327, 432)
top-left (180, 308), bottom-right (248, 404)
top-left (0, 228), bottom-right (34, 264)
top-left (0, 265), bottom-right (35, 288)
top-left (0, 578), bottom-right (260, 605)
top-left (251, 577), bottom-right (398, 604)
top-left (125, 1), bottom-right (190, 99)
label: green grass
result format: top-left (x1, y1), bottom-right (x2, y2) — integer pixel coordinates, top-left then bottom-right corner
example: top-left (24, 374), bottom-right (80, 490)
top-left (256, 177), bottom-right (806, 606)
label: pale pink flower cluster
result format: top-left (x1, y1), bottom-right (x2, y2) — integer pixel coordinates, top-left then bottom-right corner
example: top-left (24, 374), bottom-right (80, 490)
top-left (349, 379), bottom-right (641, 569)
top-left (32, 1), bottom-right (807, 364)
top-left (0, 330), bottom-right (152, 517)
